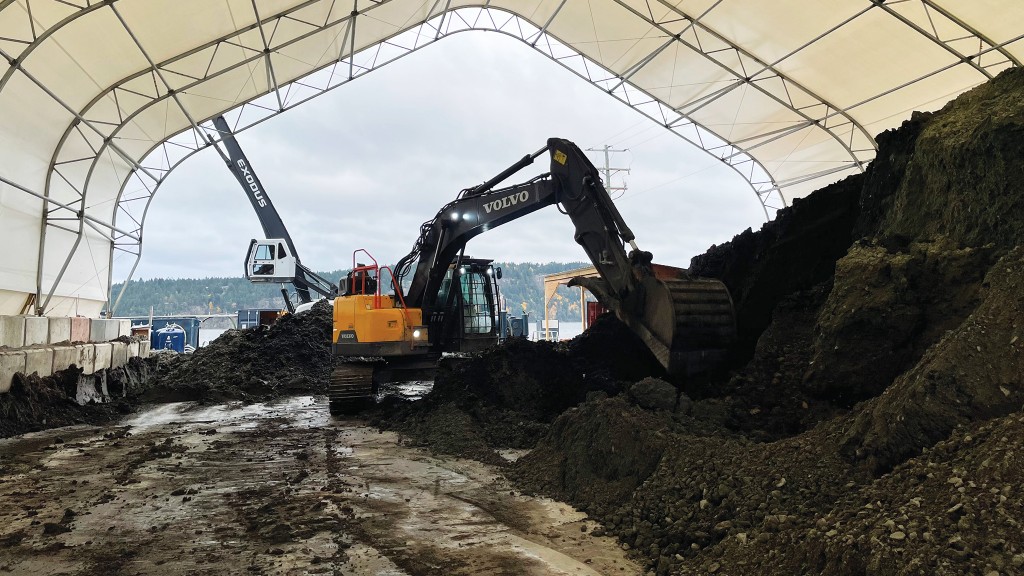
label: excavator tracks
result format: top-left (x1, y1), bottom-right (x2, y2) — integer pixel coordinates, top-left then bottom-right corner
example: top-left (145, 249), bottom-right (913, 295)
top-left (328, 362), bottom-right (377, 416)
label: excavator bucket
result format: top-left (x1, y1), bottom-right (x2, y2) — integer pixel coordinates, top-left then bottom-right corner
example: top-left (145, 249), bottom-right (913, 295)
top-left (639, 272), bottom-right (736, 376)
top-left (574, 265), bottom-right (736, 377)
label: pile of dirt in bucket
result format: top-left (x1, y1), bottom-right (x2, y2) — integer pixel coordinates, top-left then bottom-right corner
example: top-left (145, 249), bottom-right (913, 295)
top-left (147, 299), bottom-right (333, 404)
top-left (384, 67), bottom-right (1024, 575)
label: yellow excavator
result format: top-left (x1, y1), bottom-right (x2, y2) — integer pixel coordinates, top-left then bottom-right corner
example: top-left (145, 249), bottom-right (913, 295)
top-left (317, 138), bottom-right (737, 414)
top-left (243, 137), bottom-right (736, 414)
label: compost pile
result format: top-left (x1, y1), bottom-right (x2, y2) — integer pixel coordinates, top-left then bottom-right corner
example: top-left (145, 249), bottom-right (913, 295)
top-left (384, 68), bottom-right (1024, 575)
top-left (371, 312), bottom-right (665, 463)
top-left (148, 299), bottom-right (333, 403)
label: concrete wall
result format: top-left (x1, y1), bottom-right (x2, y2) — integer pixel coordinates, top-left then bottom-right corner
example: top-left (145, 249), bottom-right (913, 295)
top-left (23, 316), bottom-right (48, 346)
top-left (70, 316), bottom-right (90, 342)
top-left (0, 314), bottom-right (154, 395)
top-left (90, 319), bottom-right (120, 342)
top-left (23, 348), bottom-right (53, 378)
top-left (93, 343), bottom-right (112, 372)
top-left (76, 344), bottom-right (96, 374)
top-left (52, 346), bottom-right (78, 373)
top-left (0, 315), bottom-right (25, 347)
top-left (0, 350), bottom-right (25, 394)
top-left (1, 315), bottom-right (155, 346)
top-left (111, 341), bottom-right (128, 369)
top-left (48, 317), bottom-right (71, 344)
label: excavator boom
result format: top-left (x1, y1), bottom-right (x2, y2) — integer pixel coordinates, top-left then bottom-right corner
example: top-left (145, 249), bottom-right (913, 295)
top-left (329, 138), bottom-right (737, 413)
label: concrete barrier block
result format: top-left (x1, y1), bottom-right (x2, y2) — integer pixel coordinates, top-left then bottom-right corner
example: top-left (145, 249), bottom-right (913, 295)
top-left (93, 342), bottom-right (112, 371)
top-left (23, 316), bottom-right (49, 346)
top-left (23, 348), bottom-right (54, 378)
top-left (140, 340), bottom-right (151, 357)
top-left (127, 341), bottom-right (141, 358)
top-left (76, 344), bottom-right (96, 374)
top-left (0, 316), bottom-right (25, 348)
top-left (48, 317), bottom-right (72, 344)
top-left (90, 319), bottom-right (120, 343)
top-left (0, 350), bottom-right (26, 394)
top-left (116, 319), bottom-right (131, 338)
top-left (52, 346), bottom-right (78, 373)
top-left (110, 341), bottom-right (128, 368)
top-left (70, 316), bottom-right (90, 343)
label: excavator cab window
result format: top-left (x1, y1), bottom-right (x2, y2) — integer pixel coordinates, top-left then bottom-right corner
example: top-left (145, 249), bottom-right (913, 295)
top-left (254, 244), bottom-right (274, 260)
top-left (459, 267), bottom-right (493, 335)
top-left (251, 244), bottom-right (275, 276)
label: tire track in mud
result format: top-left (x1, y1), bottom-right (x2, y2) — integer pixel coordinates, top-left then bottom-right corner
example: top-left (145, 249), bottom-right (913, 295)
top-left (0, 396), bottom-right (640, 576)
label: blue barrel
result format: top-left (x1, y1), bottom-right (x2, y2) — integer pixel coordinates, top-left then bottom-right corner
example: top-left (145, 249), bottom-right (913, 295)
top-left (152, 325), bottom-right (186, 353)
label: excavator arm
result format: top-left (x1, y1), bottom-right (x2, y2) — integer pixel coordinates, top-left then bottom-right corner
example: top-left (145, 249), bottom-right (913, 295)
top-left (391, 138), bottom-right (736, 376)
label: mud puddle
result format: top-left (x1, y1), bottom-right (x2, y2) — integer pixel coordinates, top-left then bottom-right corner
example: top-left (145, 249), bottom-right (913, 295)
top-left (0, 395), bottom-right (640, 575)
top-left (378, 381), bottom-right (433, 402)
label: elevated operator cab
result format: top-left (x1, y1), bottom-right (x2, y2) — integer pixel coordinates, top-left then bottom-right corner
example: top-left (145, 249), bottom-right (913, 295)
top-left (245, 238), bottom-right (298, 284)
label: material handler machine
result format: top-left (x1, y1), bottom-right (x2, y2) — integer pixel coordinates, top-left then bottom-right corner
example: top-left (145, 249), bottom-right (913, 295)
top-left (314, 137), bottom-right (737, 414)
top-left (212, 115), bottom-right (338, 313)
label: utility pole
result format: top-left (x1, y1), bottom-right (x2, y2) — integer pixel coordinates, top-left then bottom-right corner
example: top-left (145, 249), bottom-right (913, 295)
top-left (586, 145), bottom-right (629, 194)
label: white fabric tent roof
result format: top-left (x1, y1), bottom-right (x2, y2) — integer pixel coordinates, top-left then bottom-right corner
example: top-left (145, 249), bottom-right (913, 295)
top-left (1, 0), bottom-right (1020, 316)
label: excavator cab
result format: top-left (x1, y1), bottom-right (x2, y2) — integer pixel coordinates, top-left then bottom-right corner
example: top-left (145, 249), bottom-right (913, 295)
top-left (244, 238), bottom-right (298, 284)
top-left (429, 259), bottom-right (501, 354)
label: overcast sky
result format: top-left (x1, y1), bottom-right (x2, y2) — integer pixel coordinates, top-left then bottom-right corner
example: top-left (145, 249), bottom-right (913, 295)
top-left (121, 33), bottom-right (767, 282)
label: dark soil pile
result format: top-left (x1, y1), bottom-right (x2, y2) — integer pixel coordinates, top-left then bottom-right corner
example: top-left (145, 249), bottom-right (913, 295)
top-left (0, 358), bottom-right (156, 439)
top-left (147, 299), bottom-right (333, 403)
top-left (498, 66), bottom-right (1024, 575)
top-left (371, 313), bottom-right (666, 463)
top-left (0, 301), bottom-right (330, 437)
top-left (690, 173), bottom-right (863, 373)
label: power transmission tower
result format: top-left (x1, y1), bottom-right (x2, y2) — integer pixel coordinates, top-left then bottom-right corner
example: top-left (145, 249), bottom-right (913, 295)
top-left (586, 145), bottom-right (630, 194)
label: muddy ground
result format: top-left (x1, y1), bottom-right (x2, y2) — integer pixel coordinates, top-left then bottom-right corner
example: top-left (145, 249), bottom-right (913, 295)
top-left (0, 397), bottom-right (641, 576)
top-left (2, 68), bottom-right (1024, 575)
